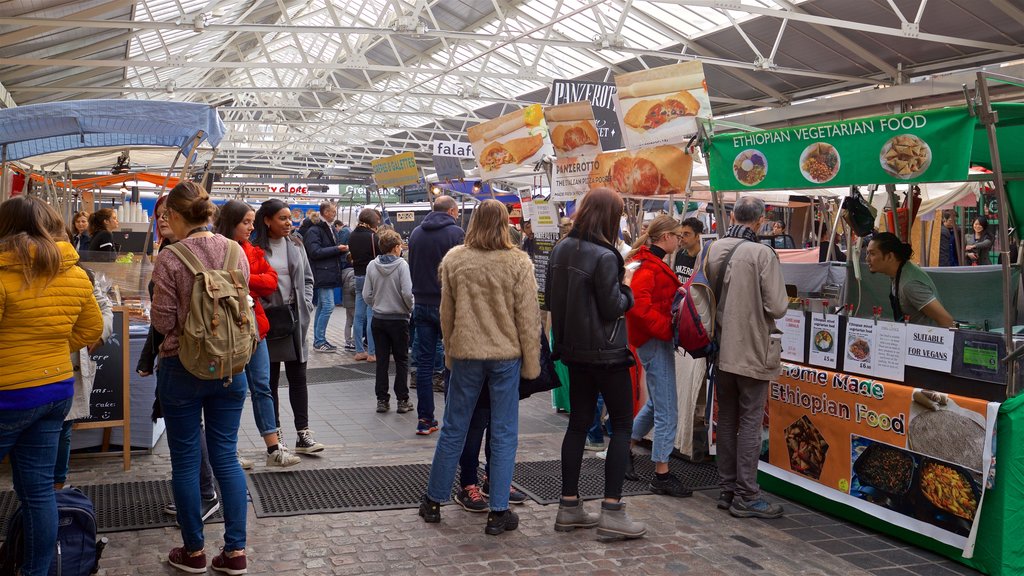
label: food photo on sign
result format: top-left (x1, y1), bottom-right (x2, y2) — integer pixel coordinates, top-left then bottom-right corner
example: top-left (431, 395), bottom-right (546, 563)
top-left (587, 144), bottom-right (693, 197)
top-left (467, 104), bottom-right (553, 180)
top-left (614, 60), bottom-right (712, 149)
top-left (544, 101), bottom-right (602, 157)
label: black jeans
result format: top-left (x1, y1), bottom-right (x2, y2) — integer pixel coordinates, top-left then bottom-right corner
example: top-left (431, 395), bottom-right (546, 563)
top-left (371, 317), bottom-right (410, 402)
top-left (561, 363), bottom-right (634, 500)
top-left (459, 391), bottom-right (492, 487)
top-left (269, 360), bottom-right (309, 431)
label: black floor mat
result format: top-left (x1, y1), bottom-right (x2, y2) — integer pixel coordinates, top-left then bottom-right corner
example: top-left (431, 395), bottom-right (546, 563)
top-left (0, 480), bottom-right (224, 536)
top-left (247, 464), bottom-right (459, 518)
top-left (509, 457), bottom-right (721, 505)
top-left (284, 365), bottom-right (379, 386)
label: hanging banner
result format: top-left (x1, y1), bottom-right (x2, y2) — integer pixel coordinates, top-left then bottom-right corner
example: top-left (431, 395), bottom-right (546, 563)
top-left (551, 152), bottom-right (598, 202)
top-left (371, 151), bottom-right (419, 188)
top-left (545, 101), bottom-right (602, 158)
top-left (587, 143), bottom-right (693, 198)
top-left (708, 108), bottom-right (975, 191)
top-left (432, 155), bottom-right (465, 181)
top-left (614, 61), bottom-right (712, 150)
top-left (467, 104), bottom-right (552, 180)
top-left (432, 140), bottom-right (475, 159)
top-left (758, 363), bottom-right (996, 551)
top-left (551, 79), bottom-right (622, 151)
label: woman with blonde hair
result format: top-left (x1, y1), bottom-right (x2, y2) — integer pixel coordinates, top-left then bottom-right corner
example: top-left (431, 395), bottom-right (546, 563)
top-left (419, 199), bottom-right (541, 536)
top-left (0, 196), bottom-right (103, 576)
top-left (625, 214), bottom-right (693, 498)
top-left (70, 210), bottom-right (91, 252)
top-left (151, 181), bottom-right (250, 574)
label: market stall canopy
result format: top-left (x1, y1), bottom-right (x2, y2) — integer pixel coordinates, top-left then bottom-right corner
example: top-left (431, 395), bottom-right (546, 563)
top-left (0, 100), bottom-right (225, 162)
top-left (14, 146), bottom-right (213, 174)
top-left (439, 180), bottom-right (519, 204)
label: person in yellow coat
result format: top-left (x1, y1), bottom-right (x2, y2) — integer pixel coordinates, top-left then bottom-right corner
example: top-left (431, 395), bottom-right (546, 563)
top-left (0, 196), bottom-right (103, 576)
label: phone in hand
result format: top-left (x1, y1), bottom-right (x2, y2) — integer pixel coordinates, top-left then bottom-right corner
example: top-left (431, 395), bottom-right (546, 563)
top-left (624, 261), bottom-right (641, 272)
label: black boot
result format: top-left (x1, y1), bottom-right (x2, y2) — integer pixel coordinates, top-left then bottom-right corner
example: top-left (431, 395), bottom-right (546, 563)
top-left (624, 451), bottom-right (639, 482)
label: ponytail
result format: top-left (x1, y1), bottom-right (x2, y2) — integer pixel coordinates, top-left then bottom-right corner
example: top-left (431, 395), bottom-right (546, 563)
top-left (871, 232), bottom-right (913, 262)
top-left (626, 214), bottom-right (679, 260)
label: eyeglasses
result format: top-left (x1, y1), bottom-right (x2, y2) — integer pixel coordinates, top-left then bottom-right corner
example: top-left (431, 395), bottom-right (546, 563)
top-left (157, 211), bottom-right (169, 221)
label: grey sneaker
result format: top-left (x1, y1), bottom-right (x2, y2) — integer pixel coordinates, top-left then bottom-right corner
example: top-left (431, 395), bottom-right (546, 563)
top-left (266, 447), bottom-right (301, 468)
top-left (597, 500), bottom-right (646, 539)
top-left (729, 497), bottom-right (784, 519)
top-left (294, 429), bottom-right (325, 454)
top-left (376, 400), bottom-right (390, 413)
top-left (313, 342), bottom-right (338, 353)
top-left (554, 498), bottom-right (599, 532)
top-left (396, 399), bottom-right (414, 413)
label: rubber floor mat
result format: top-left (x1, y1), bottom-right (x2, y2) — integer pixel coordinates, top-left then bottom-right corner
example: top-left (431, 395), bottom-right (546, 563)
top-left (285, 365), bottom-right (378, 386)
top-left (247, 464), bottom-right (459, 518)
top-left (0, 480), bottom-right (223, 536)
top-left (509, 457), bottom-right (721, 505)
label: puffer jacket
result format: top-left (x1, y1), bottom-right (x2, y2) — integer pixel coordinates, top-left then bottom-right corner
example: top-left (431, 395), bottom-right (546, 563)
top-left (0, 241), bottom-right (104, 390)
top-left (242, 240), bottom-right (276, 340)
top-left (546, 234), bottom-right (634, 366)
top-left (625, 245), bottom-right (681, 348)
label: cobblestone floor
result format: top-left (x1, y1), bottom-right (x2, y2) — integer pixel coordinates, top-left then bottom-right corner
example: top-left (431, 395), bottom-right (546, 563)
top-left (0, 309), bottom-right (982, 575)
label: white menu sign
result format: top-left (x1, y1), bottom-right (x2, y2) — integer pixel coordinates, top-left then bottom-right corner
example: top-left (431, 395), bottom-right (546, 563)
top-left (808, 313), bottom-right (839, 369)
top-left (905, 325), bottom-right (954, 372)
top-left (775, 309), bottom-right (806, 363)
top-left (843, 318), bottom-right (907, 382)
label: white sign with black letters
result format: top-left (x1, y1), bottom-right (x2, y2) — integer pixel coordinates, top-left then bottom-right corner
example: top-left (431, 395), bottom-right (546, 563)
top-left (905, 325), bottom-right (954, 372)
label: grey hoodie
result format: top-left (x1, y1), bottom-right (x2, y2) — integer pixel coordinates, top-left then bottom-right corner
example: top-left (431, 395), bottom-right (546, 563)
top-left (362, 254), bottom-right (414, 320)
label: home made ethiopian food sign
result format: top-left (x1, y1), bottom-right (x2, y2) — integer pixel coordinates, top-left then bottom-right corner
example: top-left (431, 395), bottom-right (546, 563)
top-left (708, 108), bottom-right (974, 191)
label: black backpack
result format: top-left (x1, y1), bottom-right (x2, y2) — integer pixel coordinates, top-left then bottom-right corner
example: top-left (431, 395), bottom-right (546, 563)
top-left (0, 488), bottom-right (106, 576)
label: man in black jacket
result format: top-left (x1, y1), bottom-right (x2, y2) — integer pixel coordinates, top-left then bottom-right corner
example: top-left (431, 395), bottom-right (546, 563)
top-left (305, 202), bottom-right (347, 352)
top-left (408, 196), bottom-right (464, 435)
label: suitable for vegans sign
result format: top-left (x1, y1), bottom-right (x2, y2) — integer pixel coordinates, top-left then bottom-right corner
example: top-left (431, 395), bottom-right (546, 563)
top-left (708, 108), bottom-right (975, 191)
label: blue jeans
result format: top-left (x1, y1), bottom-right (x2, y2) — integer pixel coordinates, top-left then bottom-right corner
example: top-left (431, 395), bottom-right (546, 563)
top-left (409, 315), bottom-right (444, 372)
top-left (244, 339), bottom-right (278, 436)
top-left (586, 394), bottom-right (607, 444)
top-left (0, 396), bottom-right (72, 576)
top-left (630, 338), bottom-right (678, 463)
top-left (413, 304), bottom-right (442, 421)
top-left (426, 358), bottom-right (520, 511)
top-left (159, 356), bottom-right (248, 552)
top-left (312, 287), bottom-right (335, 348)
top-left (54, 420), bottom-right (73, 485)
top-left (458, 393), bottom-right (491, 487)
top-left (354, 276), bottom-right (375, 355)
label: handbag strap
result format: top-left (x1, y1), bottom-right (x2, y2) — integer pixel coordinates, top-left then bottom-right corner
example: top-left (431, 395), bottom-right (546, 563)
top-left (165, 242), bottom-right (207, 276)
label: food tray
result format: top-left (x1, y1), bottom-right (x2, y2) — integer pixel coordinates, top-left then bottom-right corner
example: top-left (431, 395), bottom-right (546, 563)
top-left (853, 442), bottom-right (916, 496)
top-left (917, 458), bottom-right (981, 521)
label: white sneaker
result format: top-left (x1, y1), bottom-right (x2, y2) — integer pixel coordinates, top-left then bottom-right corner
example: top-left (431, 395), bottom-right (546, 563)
top-left (596, 450), bottom-right (607, 460)
top-left (237, 451), bottom-right (254, 470)
top-left (267, 447), bottom-right (301, 468)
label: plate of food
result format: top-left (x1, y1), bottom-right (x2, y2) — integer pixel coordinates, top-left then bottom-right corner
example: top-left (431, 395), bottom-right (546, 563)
top-left (800, 142), bottom-right (840, 184)
top-left (918, 459), bottom-right (979, 520)
top-left (733, 149), bottom-right (767, 186)
top-left (813, 330), bottom-right (833, 352)
top-left (880, 134), bottom-right (931, 180)
top-left (785, 416), bottom-right (829, 480)
top-left (848, 337), bottom-right (870, 362)
top-left (588, 145), bottom-right (692, 197)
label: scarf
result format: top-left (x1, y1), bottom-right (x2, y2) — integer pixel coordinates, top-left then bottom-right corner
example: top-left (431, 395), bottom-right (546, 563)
top-left (726, 224), bottom-right (759, 243)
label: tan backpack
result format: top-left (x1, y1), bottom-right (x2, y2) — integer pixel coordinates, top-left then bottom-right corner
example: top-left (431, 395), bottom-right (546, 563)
top-left (165, 241), bottom-right (258, 380)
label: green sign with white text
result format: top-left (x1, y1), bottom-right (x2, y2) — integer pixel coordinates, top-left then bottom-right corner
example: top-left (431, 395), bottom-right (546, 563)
top-left (709, 108), bottom-right (975, 191)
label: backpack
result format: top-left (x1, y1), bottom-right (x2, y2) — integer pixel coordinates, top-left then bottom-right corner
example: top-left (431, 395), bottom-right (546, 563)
top-left (0, 488), bottom-right (106, 576)
top-left (166, 241), bottom-right (258, 381)
top-left (842, 186), bottom-right (877, 237)
top-left (670, 240), bottom-right (742, 358)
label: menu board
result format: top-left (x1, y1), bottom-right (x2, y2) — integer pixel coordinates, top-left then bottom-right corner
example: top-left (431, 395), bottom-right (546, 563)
top-left (82, 310), bottom-right (126, 423)
top-left (707, 107), bottom-right (975, 191)
top-left (844, 318), bottom-right (907, 382)
top-left (532, 232), bottom-right (559, 311)
top-left (757, 362), bottom-right (996, 551)
top-left (808, 313), bottom-right (839, 369)
top-left (905, 325), bottom-right (955, 373)
top-left (776, 309), bottom-right (806, 363)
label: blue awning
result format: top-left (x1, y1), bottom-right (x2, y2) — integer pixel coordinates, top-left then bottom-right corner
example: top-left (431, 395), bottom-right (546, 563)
top-left (0, 100), bottom-right (225, 161)
top-left (439, 180), bottom-right (520, 204)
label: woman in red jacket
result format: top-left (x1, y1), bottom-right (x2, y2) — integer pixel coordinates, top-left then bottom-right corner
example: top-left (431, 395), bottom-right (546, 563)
top-left (624, 214), bottom-right (692, 498)
top-left (215, 200), bottom-right (301, 469)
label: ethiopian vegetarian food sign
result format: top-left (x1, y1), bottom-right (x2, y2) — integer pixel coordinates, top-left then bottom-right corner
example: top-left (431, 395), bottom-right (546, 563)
top-left (708, 108), bottom-right (975, 191)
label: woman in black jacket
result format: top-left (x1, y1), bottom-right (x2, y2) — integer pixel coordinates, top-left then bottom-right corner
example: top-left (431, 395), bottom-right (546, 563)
top-left (87, 208), bottom-right (119, 258)
top-left (546, 187), bottom-right (645, 540)
top-left (965, 217), bottom-right (994, 265)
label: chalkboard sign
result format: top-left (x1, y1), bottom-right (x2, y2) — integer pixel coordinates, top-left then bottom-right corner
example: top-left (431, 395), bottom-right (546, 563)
top-left (533, 232), bottom-right (559, 311)
top-left (81, 310), bottom-right (127, 422)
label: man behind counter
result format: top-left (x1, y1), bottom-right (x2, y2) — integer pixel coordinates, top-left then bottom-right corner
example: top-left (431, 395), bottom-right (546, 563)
top-left (673, 217), bottom-right (705, 283)
top-left (866, 232), bottom-right (955, 328)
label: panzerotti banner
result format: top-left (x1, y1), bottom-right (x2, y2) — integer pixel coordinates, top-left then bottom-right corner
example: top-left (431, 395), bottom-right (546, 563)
top-left (708, 108), bottom-right (975, 191)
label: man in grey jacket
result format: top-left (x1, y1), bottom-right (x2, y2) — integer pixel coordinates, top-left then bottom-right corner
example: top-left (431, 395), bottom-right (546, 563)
top-left (705, 196), bottom-right (788, 519)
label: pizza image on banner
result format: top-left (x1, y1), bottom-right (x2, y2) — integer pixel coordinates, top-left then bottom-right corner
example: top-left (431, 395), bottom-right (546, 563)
top-left (467, 104), bottom-right (553, 180)
top-left (588, 144), bottom-right (693, 197)
top-left (545, 101), bottom-right (601, 158)
top-left (614, 61), bottom-right (712, 149)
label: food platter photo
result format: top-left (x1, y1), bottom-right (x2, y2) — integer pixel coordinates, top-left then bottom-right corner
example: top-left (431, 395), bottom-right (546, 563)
top-left (915, 457), bottom-right (980, 530)
top-left (908, 390), bottom-right (986, 473)
top-left (785, 416), bottom-right (829, 480)
top-left (880, 134), bottom-right (932, 180)
top-left (847, 337), bottom-right (870, 362)
top-left (850, 437), bottom-right (918, 515)
top-left (799, 142), bottom-right (840, 184)
top-left (732, 149), bottom-right (767, 186)
top-left (813, 330), bottom-right (833, 352)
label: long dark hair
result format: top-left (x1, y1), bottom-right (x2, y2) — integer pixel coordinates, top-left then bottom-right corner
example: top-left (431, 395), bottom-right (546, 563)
top-left (88, 208), bottom-right (115, 236)
top-left (253, 199), bottom-right (289, 251)
top-left (0, 196), bottom-right (65, 288)
top-left (571, 187), bottom-right (623, 245)
top-left (870, 232), bottom-right (913, 262)
top-left (214, 199), bottom-right (255, 243)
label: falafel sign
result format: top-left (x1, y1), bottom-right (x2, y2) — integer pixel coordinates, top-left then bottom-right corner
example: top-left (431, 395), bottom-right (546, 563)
top-left (765, 362), bottom-right (996, 550)
top-left (708, 108), bottom-right (975, 191)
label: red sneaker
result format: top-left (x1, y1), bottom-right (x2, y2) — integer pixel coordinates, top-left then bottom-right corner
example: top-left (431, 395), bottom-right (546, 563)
top-left (168, 547), bottom-right (207, 574)
top-left (211, 549), bottom-right (247, 575)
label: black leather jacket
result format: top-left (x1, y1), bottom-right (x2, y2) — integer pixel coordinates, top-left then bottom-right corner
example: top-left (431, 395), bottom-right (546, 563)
top-left (546, 234), bottom-right (634, 367)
